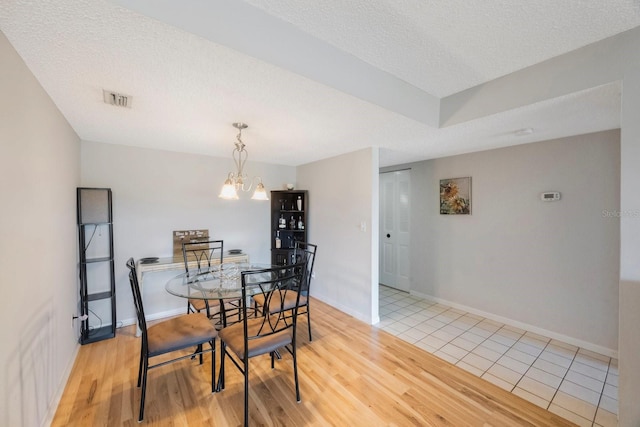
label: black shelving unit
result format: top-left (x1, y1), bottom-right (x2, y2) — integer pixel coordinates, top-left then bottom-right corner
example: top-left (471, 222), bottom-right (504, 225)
top-left (271, 190), bottom-right (308, 265)
top-left (77, 187), bottom-right (116, 344)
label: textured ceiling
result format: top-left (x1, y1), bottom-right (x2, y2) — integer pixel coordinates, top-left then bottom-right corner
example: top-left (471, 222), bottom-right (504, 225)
top-left (244, 0), bottom-right (640, 97)
top-left (0, 0), bottom-right (637, 167)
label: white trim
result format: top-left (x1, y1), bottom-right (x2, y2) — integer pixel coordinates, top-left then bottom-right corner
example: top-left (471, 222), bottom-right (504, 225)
top-left (411, 290), bottom-right (618, 359)
top-left (313, 294), bottom-right (377, 325)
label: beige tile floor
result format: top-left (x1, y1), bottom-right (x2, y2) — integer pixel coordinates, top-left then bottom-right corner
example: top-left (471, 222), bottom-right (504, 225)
top-left (376, 285), bottom-right (618, 427)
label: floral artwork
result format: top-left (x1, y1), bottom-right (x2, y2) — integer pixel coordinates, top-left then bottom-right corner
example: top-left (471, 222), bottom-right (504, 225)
top-left (440, 177), bottom-right (471, 214)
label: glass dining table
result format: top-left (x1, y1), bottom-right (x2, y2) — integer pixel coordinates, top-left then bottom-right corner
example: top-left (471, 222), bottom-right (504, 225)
top-left (165, 262), bottom-right (276, 327)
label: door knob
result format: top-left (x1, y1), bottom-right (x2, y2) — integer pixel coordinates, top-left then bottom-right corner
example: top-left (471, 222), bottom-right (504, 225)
top-left (386, 234), bottom-right (390, 238)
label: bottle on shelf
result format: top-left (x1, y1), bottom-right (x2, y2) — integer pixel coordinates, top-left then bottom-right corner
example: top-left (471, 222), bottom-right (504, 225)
top-left (271, 190), bottom-right (308, 266)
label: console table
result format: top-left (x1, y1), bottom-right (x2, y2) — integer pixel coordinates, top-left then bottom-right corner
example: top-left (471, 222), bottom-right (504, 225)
top-left (134, 253), bottom-right (249, 336)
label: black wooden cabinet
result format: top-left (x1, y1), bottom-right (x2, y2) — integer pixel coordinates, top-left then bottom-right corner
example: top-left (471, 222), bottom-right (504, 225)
top-left (77, 187), bottom-right (116, 344)
top-left (271, 190), bottom-right (308, 265)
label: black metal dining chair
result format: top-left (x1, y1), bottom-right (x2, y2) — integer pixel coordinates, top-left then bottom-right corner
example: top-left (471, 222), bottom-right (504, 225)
top-left (183, 239), bottom-right (241, 328)
top-left (183, 240), bottom-right (223, 318)
top-left (126, 258), bottom-right (218, 422)
top-left (253, 242), bottom-right (317, 341)
top-left (218, 261), bottom-right (306, 427)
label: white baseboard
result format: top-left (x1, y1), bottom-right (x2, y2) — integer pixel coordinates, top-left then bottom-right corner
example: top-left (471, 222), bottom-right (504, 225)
top-left (312, 294), bottom-right (376, 325)
top-left (411, 290), bottom-right (618, 359)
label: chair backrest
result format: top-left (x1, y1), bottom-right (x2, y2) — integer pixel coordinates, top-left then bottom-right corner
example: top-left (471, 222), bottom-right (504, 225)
top-left (293, 242), bottom-right (317, 295)
top-left (240, 262), bottom-right (306, 348)
top-left (126, 258), bottom-right (148, 337)
top-left (182, 240), bottom-right (224, 273)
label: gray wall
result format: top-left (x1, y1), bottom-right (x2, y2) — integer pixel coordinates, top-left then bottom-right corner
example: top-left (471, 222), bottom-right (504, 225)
top-left (80, 140), bottom-right (296, 326)
top-left (297, 147), bottom-right (380, 323)
top-left (618, 63), bottom-right (640, 427)
top-left (81, 140), bottom-right (381, 328)
top-left (4, 19), bottom-right (640, 425)
top-left (0, 31), bottom-right (80, 426)
top-left (437, 26), bottom-right (640, 424)
top-left (402, 131), bottom-right (620, 354)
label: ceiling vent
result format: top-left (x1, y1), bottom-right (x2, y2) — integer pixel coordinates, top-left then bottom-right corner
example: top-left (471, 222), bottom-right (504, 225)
top-left (103, 90), bottom-right (132, 108)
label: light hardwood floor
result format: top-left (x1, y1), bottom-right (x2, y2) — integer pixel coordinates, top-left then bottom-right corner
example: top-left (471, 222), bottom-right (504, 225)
top-left (53, 299), bottom-right (576, 426)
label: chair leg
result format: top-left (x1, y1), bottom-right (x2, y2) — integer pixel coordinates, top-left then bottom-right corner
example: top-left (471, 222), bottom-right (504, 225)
top-left (139, 355), bottom-right (149, 422)
top-left (204, 300), bottom-right (211, 319)
top-left (219, 343), bottom-right (226, 391)
top-left (220, 300), bottom-right (228, 328)
top-left (292, 343), bottom-right (300, 402)
top-left (243, 358), bottom-right (249, 427)
top-left (306, 304), bottom-right (312, 341)
top-left (211, 339), bottom-right (216, 393)
top-left (137, 344), bottom-right (144, 387)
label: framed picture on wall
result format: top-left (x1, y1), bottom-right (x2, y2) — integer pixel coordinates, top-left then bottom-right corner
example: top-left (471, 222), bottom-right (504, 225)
top-left (440, 177), bottom-right (471, 214)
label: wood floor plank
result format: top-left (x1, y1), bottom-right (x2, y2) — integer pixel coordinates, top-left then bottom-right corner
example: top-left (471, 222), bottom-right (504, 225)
top-left (52, 299), bottom-right (577, 426)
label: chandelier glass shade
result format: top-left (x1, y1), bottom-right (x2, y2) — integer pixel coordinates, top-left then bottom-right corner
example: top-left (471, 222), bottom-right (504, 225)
top-left (218, 122), bottom-right (269, 201)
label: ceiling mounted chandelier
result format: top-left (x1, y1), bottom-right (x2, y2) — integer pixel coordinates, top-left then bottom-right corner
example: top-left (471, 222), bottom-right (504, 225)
top-left (218, 122), bottom-right (269, 201)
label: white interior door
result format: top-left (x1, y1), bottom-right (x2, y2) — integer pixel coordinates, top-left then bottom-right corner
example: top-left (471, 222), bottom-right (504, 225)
top-left (379, 170), bottom-right (411, 292)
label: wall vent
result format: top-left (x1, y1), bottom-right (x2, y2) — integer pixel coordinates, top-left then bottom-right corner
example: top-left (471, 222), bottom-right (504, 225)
top-left (103, 90), bottom-right (132, 108)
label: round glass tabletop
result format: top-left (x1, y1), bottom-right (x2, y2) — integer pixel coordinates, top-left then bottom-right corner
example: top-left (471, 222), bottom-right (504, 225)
top-left (165, 262), bottom-right (275, 300)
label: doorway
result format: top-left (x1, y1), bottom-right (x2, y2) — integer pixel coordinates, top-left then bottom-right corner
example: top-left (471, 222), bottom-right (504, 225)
top-left (379, 169), bottom-right (411, 292)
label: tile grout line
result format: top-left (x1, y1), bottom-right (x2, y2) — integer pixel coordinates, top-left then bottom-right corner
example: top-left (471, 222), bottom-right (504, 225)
top-left (465, 325), bottom-right (526, 393)
top-left (518, 340), bottom-right (577, 411)
top-left (377, 286), bottom-right (615, 426)
top-left (551, 350), bottom-right (611, 426)
top-left (587, 356), bottom-right (612, 426)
